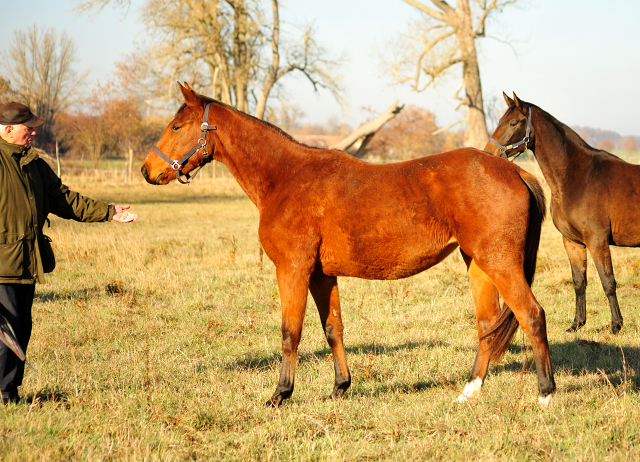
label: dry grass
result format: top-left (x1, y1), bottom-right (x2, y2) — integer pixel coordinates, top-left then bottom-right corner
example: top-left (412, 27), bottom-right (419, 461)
top-left (2, 174), bottom-right (640, 460)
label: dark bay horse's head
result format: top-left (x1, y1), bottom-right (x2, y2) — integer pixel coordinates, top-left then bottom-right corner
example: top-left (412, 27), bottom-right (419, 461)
top-left (485, 92), bottom-right (535, 158)
top-left (141, 82), bottom-right (217, 185)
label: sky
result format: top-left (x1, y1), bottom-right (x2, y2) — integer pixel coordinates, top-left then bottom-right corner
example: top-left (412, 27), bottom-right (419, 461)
top-left (2, 0), bottom-right (639, 136)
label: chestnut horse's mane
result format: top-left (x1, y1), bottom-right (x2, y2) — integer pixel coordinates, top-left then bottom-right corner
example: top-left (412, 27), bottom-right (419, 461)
top-left (180, 94), bottom-right (331, 153)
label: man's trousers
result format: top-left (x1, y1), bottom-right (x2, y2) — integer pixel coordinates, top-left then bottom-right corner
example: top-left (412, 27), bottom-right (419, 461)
top-left (0, 283), bottom-right (34, 400)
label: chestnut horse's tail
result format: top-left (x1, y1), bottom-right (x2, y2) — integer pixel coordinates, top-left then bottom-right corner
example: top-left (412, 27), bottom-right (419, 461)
top-left (484, 170), bottom-right (547, 363)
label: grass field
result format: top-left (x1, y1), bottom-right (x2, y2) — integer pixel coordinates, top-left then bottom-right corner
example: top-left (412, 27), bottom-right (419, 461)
top-left (2, 170), bottom-right (640, 461)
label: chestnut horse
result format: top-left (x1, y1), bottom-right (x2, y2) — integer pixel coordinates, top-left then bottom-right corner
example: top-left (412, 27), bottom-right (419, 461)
top-left (141, 83), bottom-right (556, 405)
top-left (487, 93), bottom-right (633, 334)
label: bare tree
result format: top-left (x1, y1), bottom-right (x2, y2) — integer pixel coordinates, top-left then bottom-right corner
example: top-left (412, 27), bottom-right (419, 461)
top-left (78, 0), bottom-right (342, 119)
top-left (0, 76), bottom-right (15, 102)
top-left (389, 0), bottom-right (517, 148)
top-left (1, 25), bottom-right (85, 149)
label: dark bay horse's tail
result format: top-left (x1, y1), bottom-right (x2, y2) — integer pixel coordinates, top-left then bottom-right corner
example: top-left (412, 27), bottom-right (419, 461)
top-left (483, 170), bottom-right (547, 363)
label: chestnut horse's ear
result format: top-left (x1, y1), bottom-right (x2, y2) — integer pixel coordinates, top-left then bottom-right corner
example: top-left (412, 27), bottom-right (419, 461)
top-left (503, 92), bottom-right (515, 107)
top-left (178, 81), bottom-right (199, 106)
top-left (513, 93), bottom-right (523, 108)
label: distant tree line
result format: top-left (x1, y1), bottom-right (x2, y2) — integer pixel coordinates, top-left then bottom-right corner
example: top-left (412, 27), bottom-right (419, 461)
top-left (573, 126), bottom-right (639, 153)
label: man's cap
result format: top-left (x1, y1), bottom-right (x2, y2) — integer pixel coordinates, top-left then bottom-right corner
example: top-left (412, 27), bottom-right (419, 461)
top-left (0, 102), bottom-right (45, 128)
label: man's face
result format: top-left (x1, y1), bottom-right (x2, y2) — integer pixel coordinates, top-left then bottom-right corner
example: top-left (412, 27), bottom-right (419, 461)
top-left (2, 124), bottom-right (37, 146)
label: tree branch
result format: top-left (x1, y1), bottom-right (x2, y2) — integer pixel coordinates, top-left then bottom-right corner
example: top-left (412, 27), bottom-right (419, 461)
top-left (332, 101), bottom-right (404, 151)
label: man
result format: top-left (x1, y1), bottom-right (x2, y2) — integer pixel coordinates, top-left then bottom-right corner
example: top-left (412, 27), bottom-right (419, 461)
top-left (0, 101), bottom-right (138, 404)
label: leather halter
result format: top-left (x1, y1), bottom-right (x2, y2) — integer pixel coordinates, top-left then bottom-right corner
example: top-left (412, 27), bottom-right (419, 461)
top-left (152, 102), bottom-right (217, 184)
top-left (489, 106), bottom-right (532, 161)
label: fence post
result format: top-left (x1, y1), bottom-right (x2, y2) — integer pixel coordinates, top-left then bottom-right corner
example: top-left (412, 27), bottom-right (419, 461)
top-left (128, 149), bottom-right (134, 184)
top-left (55, 140), bottom-right (61, 177)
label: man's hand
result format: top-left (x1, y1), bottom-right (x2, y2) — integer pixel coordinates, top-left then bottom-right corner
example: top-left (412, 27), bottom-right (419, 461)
top-left (112, 205), bottom-right (139, 223)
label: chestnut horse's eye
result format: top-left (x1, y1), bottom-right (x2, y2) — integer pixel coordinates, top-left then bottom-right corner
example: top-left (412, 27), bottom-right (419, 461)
top-left (509, 119), bottom-right (519, 127)
top-left (171, 125), bottom-right (181, 131)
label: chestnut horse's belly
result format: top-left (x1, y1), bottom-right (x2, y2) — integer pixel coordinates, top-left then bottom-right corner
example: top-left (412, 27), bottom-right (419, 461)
top-left (318, 233), bottom-right (459, 280)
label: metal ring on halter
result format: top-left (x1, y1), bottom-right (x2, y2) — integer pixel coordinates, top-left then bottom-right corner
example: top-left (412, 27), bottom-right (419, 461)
top-left (152, 102), bottom-right (218, 184)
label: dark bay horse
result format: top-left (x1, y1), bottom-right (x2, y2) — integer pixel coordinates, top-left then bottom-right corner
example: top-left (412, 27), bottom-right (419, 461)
top-left (141, 82), bottom-right (556, 405)
top-left (487, 93), bottom-right (634, 334)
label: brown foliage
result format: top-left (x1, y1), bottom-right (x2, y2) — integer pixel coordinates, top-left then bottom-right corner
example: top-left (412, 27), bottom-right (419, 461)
top-left (365, 105), bottom-right (462, 161)
top-left (621, 136), bottom-right (639, 153)
top-left (56, 82), bottom-right (164, 166)
top-left (596, 139), bottom-right (615, 151)
top-left (0, 76), bottom-right (15, 102)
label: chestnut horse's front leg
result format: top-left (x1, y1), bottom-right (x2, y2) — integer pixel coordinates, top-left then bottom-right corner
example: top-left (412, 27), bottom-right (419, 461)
top-left (266, 265), bottom-right (312, 407)
top-left (309, 271), bottom-right (351, 399)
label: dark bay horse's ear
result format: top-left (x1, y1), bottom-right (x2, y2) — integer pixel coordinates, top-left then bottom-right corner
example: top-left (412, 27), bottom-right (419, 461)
top-left (503, 92), bottom-right (515, 107)
top-left (513, 93), bottom-right (523, 108)
top-left (178, 81), bottom-right (200, 106)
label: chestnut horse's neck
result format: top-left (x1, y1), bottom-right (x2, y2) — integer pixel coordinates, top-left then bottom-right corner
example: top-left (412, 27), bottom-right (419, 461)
top-left (206, 100), bottom-right (320, 209)
top-left (531, 106), bottom-right (600, 197)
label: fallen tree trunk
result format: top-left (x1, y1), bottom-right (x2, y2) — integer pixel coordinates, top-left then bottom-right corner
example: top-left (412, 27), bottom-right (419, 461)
top-left (331, 100), bottom-right (404, 157)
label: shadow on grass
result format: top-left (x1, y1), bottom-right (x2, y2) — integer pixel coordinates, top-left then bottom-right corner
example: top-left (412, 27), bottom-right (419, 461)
top-left (227, 339), bottom-right (449, 373)
top-left (496, 339), bottom-right (640, 389)
top-left (23, 386), bottom-right (69, 405)
top-left (227, 336), bottom-right (640, 399)
top-left (35, 286), bottom-right (103, 303)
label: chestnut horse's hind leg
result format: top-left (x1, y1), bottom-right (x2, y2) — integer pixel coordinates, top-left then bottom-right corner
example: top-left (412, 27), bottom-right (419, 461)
top-left (490, 272), bottom-right (556, 402)
top-left (585, 238), bottom-right (624, 334)
top-left (309, 272), bottom-right (351, 399)
top-left (266, 266), bottom-right (312, 407)
top-left (563, 237), bottom-right (588, 332)
top-left (457, 255), bottom-right (501, 402)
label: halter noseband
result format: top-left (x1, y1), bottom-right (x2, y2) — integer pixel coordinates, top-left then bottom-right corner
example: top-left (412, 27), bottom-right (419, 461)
top-left (489, 106), bottom-right (532, 161)
top-left (153, 102), bottom-right (217, 184)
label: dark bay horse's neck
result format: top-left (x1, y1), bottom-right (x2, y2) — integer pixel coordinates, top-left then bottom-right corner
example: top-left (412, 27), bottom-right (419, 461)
top-left (211, 104), bottom-right (307, 209)
top-left (532, 106), bottom-right (593, 198)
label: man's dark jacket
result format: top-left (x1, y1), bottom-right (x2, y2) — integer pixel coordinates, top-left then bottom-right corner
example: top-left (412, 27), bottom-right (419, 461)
top-left (0, 138), bottom-right (113, 284)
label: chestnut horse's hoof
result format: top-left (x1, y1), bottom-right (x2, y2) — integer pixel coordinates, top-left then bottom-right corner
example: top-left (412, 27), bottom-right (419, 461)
top-left (538, 394), bottom-right (552, 406)
top-left (611, 321), bottom-right (623, 335)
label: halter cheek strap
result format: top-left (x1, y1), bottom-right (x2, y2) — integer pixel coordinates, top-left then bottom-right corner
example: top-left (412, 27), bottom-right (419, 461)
top-left (489, 107), bottom-right (532, 161)
top-left (153, 102), bottom-right (217, 184)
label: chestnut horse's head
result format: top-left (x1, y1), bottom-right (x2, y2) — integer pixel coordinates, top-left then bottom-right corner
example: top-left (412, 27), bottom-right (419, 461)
top-left (141, 82), bottom-right (217, 185)
top-left (485, 92), bottom-right (535, 159)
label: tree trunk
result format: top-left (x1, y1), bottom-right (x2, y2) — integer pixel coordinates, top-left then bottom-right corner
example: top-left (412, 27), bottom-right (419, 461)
top-left (254, 0), bottom-right (280, 120)
top-left (456, 1), bottom-right (488, 149)
top-left (233, 2), bottom-right (249, 113)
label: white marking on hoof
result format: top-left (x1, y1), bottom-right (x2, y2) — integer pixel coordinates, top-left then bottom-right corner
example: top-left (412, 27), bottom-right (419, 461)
top-left (538, 394), bottom-right (552, 406)
top-left (456, 377), bottom-right (483, 403)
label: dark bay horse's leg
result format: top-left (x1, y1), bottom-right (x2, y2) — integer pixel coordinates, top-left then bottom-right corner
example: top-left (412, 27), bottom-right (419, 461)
top-left (563, 237), bottom-right (588, 332)
top-left (309, 272), bottom-right (351, 399)
top-left (266, 266), bottom-right (311, 407)
top-left (489, 272), bottom-right (556, 403)
top-left (457, 255), bottom-right (501, 402)
top-left (586, 239), bottom-right (624, 334)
